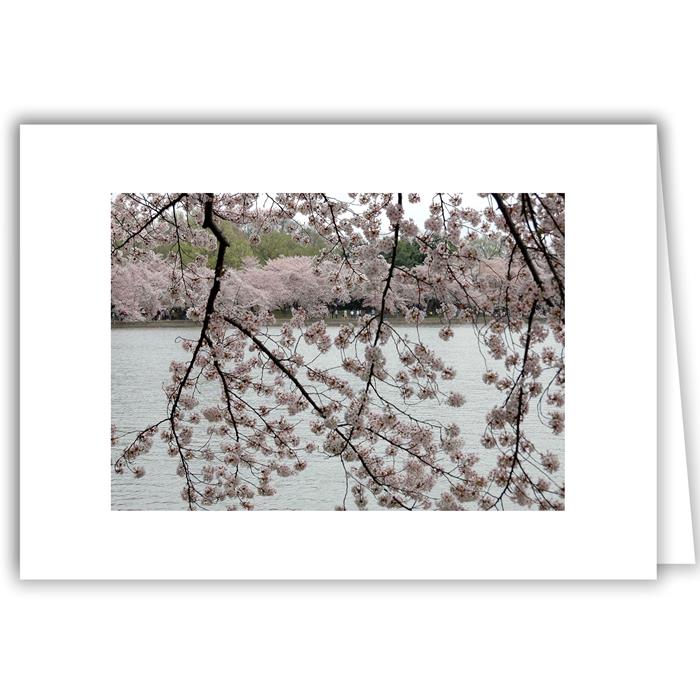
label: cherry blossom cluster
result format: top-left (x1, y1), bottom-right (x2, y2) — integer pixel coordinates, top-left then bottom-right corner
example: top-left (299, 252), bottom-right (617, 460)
top-left (112, 193), bottom-right (565, 510)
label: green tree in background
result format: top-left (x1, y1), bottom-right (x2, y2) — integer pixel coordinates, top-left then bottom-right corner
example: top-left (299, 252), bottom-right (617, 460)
top-left (215, 220), bottom-right (254, 267)
top-left (253, 229), bottom-right (325, 264)
top-left (385, 239), bottom-right (426, 268)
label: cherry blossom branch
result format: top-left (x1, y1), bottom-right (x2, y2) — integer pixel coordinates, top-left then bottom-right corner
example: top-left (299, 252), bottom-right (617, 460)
top-left (491, 193), bottom-right (552, 306)
top-left (223, 312), bottom-right (413, 509)
top-left (166, 194), bottom-right (229, 509)
top-left (112, 193), bottom-right (187, 253)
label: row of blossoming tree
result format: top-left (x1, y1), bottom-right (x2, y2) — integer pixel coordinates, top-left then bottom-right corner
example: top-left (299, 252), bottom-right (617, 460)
top-left (111, 193), bottom-right (565, 510)
top-left (113, 254), bottom-right (341, 320)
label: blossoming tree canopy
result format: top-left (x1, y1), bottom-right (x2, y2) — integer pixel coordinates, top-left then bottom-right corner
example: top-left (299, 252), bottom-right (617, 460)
top-left (111, 193), bottom-right (565, 510)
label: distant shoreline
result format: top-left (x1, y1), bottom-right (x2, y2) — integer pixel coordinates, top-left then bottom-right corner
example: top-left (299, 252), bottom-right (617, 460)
top-left (111, 315), bottom-right (469, 329)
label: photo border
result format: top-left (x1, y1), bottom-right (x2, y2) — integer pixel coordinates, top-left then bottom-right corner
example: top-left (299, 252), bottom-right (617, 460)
top-left (20, 124), bottom-right (657, 579)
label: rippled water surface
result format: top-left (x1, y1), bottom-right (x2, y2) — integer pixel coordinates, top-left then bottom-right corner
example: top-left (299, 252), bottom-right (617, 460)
top-left (112, 324), bottom-right (564, 510)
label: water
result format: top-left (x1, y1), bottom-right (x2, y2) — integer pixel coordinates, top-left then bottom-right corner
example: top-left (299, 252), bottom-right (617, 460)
top-left (112, 323), bottom-right (564, 510)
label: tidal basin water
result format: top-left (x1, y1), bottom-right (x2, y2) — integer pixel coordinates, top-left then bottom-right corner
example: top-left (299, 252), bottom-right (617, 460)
top-left (112, 324), bottom-right (564, 510)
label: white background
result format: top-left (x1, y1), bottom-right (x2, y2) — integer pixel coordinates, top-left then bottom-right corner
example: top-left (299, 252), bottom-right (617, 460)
top-left (3, 1), bottom-right (698, 698)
